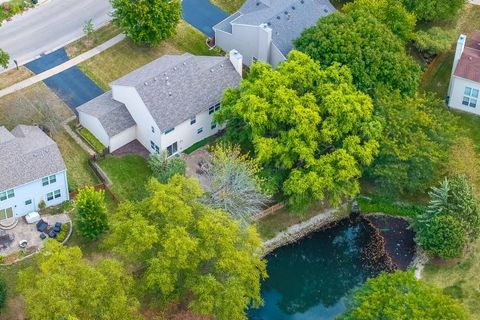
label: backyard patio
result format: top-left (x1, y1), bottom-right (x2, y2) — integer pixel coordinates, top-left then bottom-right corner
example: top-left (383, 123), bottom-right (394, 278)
top-left (0, 214), bottom-right (71, 259)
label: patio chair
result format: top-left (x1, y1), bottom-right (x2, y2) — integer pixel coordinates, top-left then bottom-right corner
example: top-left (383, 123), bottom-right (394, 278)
top-left (54, 222), bottom-right (62, 233)
top-left (36, 219), bottom-right (48, 233)
top-left (47, 230), bottom-right (57, 239)
top-left (40, 233), bottom-right (47, 240)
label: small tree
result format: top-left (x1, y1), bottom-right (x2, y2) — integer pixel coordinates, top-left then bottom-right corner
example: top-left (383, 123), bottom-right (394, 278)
top-left (83, 18), bottom-right (94, 37)
top-left (204, 143), bottom-right (270, 222)
top-left (415, 27), bottom-right (455, 56)
top-left (148, 151), bottom-right (186, 183)
top-left (0, 49), bottom-right (9, 69)
top-left (0, 278), bottom-right (6, 309)
top-left (110, 0), bottom-right (181, 46)
top-left (75, 187), bottom-right (108, 240)
top-left (339, 271), bottom-right (469, 320)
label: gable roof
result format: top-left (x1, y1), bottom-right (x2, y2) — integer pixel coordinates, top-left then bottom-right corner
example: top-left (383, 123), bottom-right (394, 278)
top-left (77, 91), bottom-right (136, 137)
top-left (111, 54), bottom-right (241, 132)
top-left (455, 32), bottom-right (480, 83)
top-left (214, 0), bottom-right (335, 56)
top-left (0, 125), bottom-right (66, 192)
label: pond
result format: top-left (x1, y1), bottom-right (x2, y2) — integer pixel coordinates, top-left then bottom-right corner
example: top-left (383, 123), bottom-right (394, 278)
top-left (249, 217), bottom-right (412, 320)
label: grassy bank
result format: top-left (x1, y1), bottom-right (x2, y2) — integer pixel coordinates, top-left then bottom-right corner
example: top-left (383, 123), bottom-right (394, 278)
top-left (209, 0), bottom-right (244, 13)
top-left (65, 23), bottom-right (122, 58)
top-left (78, 21), bottom-right (216, 91)
top-left (0, 67), bottom-right (33, 90)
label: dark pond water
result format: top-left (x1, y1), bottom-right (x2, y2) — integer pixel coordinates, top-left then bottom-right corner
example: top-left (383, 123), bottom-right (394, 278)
top-left (249, 218), bottom-right (390, 320)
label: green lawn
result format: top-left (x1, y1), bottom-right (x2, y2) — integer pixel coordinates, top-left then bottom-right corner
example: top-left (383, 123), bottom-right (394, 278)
top-left (98, 155), bottom-right (152, 202)
top-left (65, 23), bottom-right (122, 58)
top-left (209, 0), bottom-right (244, 13)
top-left (79, 21), bottom-right (216, 91)
top-left (0, 66), bottom-right (33, 90)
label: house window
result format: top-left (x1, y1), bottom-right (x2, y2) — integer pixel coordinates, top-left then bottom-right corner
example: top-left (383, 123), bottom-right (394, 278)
top-left (209, 106), bottom-right (215, 114)
top-left (151, 126), bottom-right (155, 133)
top-left (190, 116), bottom-right (196, 125)
top-left (164, 127), bottom-right (175, 134)
top-left (6, 190), bottom-right (14, 199)
top-left (166, 142), bottom-right (178, 156)
top-left (211, 122), bottom-right (217, 130)
top-left (25, 199), bottom-right (32, 206)
top-left (214, 103), bottom-right (220, 112)
top-left (47, 192), bottom-right (54, 201)
top-left (42, 175), bottom-right (56, 186)
top-left (150, 141), bottom-right (160, 153)
top-left (462, 87), bottom-right (479, 108)
top-left (252, 56), bottom-right (258, 63)
top-left (0, 192), bottom-right (6, 201)
top-left (0, 190), bottom-right (14, 201)
top-left (54, 189), bottom-right (61, 199)
top-left (42, 177), bottom-right (49, 186)
top-left (49, 175), bottom-right (56, 184)
top-left (197, 128), bottom-right (203, 134)
top-left (0, 208), bottom-right (13, 220)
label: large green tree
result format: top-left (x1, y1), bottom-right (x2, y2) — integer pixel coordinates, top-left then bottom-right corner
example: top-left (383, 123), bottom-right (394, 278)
top-left (401, 0), bottom-right (466, 21)
top-left (107, 176), bottom-right (267, 320)
top-left (343, 0), bottom-right (416, 41)
top-left (0, 49), bottom-right (9, 69)
top-left (17, 240), bottom-right (139, 320)
top-left (295, 11), bottom-right (421, 96)
top-left (339, 271), bottom-right (469, 320)
top-left (367, 92), bottom-right (457, 195)
top-left (75, 186), bottom-right (109, 240)
top-left (111, 0), bottom-right (181, 46)
top-left (216, 51), bottom-right (381, 210)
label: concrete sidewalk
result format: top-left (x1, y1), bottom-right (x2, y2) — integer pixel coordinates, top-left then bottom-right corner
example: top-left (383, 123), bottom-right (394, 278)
top-left (0, 34), bottom-right (125, 98)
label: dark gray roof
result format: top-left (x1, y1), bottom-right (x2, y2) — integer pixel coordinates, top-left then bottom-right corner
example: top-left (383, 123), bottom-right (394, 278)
top-left (112, 54), bottom-right (242, 132)
top-left (0, 125), bottom-right (66, 192)
top-left (77, 91), bottom-right (135, 137)
top-left (214, 0), bottom-right (335, 56)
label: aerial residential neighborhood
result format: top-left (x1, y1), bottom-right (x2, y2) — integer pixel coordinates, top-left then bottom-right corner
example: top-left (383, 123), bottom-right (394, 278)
top-left (0, 0), bottom-right (479, 319)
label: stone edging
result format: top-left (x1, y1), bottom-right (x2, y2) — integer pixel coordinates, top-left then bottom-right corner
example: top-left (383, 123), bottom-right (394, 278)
top-left (262, 207), bottom-right (345, 256)
top-left (62, 117), bottom-right (96, 157)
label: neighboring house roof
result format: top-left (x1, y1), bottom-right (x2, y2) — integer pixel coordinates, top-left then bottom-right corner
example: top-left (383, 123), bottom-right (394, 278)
top-left (454, 31), bottom-right (480, 83)
top-left (111, 54), bottom-right (241, 132)
top-left (77, 91), bottom-right (136, 137)
top-left (214, 0), bottom-right (335, 56)
top-left (0, 125), bottom-right (66, 192)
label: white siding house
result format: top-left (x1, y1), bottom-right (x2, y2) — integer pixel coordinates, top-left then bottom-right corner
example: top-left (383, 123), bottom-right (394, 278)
top-left (448, 32), bottom-right (480, 115)
top-left (78, 51), bottom-right (243, 155)
top-left (0, 126), bottom-right (69, 221)
top-left (213, 0), bottom-right (335, 67)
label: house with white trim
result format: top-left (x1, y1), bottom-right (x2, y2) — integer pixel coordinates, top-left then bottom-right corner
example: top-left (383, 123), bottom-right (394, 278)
top-left (0, 125), bottom-right (69, 222)
top-left (213, 0), bottom-right (335, 67)
top-left (77, 50), bottom-right (243, 155)
top-left (448, 32), bottom-right (480, 114)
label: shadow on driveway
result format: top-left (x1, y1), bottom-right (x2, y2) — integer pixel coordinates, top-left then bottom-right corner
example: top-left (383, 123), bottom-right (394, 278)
top-left (25, 48), bottom-right (104, 113)
top-left (182, 0), bottom-right (229, 37)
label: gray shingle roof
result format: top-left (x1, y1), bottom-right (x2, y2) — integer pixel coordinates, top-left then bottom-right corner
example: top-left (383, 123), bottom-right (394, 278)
top-left (77, 91), bottom-right (135, 137)
top-left (0, 125), bottom-right (66, 192)
top-left (112, 54), bottom-right (242, 132)
top-left (215, 0), bottom-right (335, 56)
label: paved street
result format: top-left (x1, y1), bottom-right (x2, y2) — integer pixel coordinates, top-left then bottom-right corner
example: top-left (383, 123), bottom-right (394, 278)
top-left (0, 0), bottom-right (111, 69)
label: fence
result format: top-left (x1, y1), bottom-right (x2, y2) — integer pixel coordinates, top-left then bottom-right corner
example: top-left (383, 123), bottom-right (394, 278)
top-left (251, 202), bottom-right (285, 222)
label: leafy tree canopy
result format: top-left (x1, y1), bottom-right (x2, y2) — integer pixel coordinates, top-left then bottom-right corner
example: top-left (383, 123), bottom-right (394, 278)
top-left (111, 0), bottom-right (181, 46)
top-left (216, 51), bottom-right (381, 211)
top-left (295, 11), bottom-right (421, 96)
top-left (17, 240), bottom-right (139, 320)
top-left (75, 186), bottom-right (109, 240)
top-left (414, 27), bottom-right (456, 56)
top-left (367, 91), bottom-right (457, 195)
top-left (343, 0), bottom-right (416, 41)
top-left (401, 0), bottom-right (466, 21)
top-left (339, 271), bottom-right (470, 320)
top-left (148, 151), bottom-right (186, 183)
top-left (0, 49), bottom-right (9, 69)
top-left (107, 176), bottom-right (267, 320)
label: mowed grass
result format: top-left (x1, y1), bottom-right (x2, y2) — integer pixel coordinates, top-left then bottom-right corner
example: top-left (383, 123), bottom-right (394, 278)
top-left (78, 21), bottom-right (216, 91)
top-left (65, 23), bottom-right (122, 58)
top-left (0, 67), bottom-right (33, 90)
top-left (209, 0), bottom-right (244, 13)
top-left (0, 83), bottom-right (99, 192)
top-left (0, 259), bottom-right (34, 320)
top-left (98, 155), bottom-right (152, 202)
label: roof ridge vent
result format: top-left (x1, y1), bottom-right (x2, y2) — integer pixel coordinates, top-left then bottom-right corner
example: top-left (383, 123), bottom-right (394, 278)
top-left (144, 82), bottom-right (148, 86)
top-left (154, 76), bottom-right (158, 81)
top-left (168, 92), bottom-right (172, 96)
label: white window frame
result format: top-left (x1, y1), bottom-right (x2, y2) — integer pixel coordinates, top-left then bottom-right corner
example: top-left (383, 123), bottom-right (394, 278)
top-left (462, 87), bottom-right (479, 108)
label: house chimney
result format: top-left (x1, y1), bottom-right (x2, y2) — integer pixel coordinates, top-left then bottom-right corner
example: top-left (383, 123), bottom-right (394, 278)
top-left (229, 49), bottom-right (243, 77)
top-left (453, 34), bottom-right (467, 75)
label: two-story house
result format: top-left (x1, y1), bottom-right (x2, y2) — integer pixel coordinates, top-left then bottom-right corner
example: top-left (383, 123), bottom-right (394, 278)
top-left (77, 50), bottom-right (243, 155)
top-left (0, 125), bottom-right (69, 222)
top-left (448, 32), bottom-right (480, 115)
top-left (213, 0), bottom-right (335, 67)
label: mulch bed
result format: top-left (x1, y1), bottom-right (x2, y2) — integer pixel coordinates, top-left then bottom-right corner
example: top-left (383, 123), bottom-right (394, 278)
top-left (365, 215), bottom-right (416, 271)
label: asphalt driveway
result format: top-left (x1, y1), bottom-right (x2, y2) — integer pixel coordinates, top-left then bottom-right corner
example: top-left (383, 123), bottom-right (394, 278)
top-left (182, 0), bottom-right (229, 37)
top-left (25, 48), bottom-right (103, 112)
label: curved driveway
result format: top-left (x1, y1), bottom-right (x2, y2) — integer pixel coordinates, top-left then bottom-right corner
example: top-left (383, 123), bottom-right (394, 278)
top-left (0, 0), bottom-right (111, 69)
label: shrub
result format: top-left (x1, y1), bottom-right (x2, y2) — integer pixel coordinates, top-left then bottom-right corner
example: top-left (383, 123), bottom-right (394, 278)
top-left (415, 27), bottom-right (455, 56)
top-left (0, 278), bottom-right (5, 309)
top-left (79, 128), bottom-right (105, 154)
top-left (38, 200), bottom-right (46, 211)
top-left (75, 187), bottom-right (108, 240)
top-left (357, 196), bottom-right (423, 218)
top-left (148, 151), bottom-right (186, 183)
top-left (56, 223), bottom-right (71, 243)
